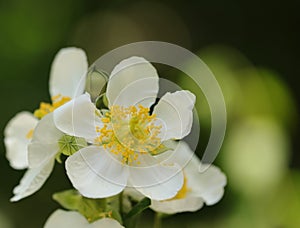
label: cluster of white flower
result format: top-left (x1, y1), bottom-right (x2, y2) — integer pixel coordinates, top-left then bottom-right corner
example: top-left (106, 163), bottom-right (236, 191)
top-left (4, 47), bottom-right (226, 227)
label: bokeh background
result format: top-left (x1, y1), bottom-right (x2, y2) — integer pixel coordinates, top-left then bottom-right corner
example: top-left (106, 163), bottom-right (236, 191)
top-left (0, 0), bottom-right (299, 227)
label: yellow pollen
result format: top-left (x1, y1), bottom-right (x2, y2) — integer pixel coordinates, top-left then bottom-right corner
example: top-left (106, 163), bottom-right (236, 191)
top-left (95, 105), bottom-right (162, 164)
top-left (34, 94), bottom-right (71, 119)
top-left (26, 129), bottom-right (34, 139)
top-left (170, 174), bottom-right (190, 200)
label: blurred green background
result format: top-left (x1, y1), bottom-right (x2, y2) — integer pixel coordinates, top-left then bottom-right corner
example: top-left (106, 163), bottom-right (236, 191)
top-left (1, 0), bottom-right (299, 227)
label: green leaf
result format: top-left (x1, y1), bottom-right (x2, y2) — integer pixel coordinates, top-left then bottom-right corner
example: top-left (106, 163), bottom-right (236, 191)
top-left (53, 189), bottom-right (81, 211)
top-left (124, 197), bottom-right (151, 220)
top-left (53, 189), bottom-right (110, 223)
top-left (110, 209), bottom-right (123, 224)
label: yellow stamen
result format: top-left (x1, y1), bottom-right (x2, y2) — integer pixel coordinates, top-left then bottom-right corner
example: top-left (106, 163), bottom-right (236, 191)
top-left (34, 94), bottom-right (71, 119)
top-left (170, 174), bottom-right (190, 200)
top-left (26, 129), bottom-right (34, 139)
top-left (95, 105), bottom-right (162, 164)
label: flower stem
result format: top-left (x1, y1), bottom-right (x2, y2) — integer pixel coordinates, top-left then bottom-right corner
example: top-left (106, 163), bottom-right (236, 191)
top-left (119, 191), bottom-right (123, 216)
top-left (154, 212), bottom-right (162, 228)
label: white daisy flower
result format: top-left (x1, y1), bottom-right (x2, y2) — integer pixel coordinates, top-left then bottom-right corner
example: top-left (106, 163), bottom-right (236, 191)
top-left (150, 141), bottom-right (227, 214)
top-left (54, 56), bottom-right (196, 201)
top-left (44, 209), bottom-right (124, 228)
top-left (4, 47), bottom-right (88, 170)
top-left (10, 48), bottom-right (88, 201)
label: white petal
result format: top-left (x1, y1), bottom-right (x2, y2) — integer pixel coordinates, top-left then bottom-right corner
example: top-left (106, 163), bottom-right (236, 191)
top-left (4, 111), bottom-right (38, 169)
top-left (185, 157), bottom-right (227, 205)
top-left (107, 57), bottom-right (159, 108)
top-left (10, 159), bottom-right (54, 202)
top-left (66, 146), bottom-right (128, 198)
top-left (53, 93), bottom-right (102, 141)
top-left (153, 90), bottom-right (195, 140)
top-left (150, 195), bottom-right (204, 214)
top-left (30, 113), bottom-right (63, 143)
top-left (156, 142), bottom-right (226, 206)
top-left (156, 140), bottom-right (195, 169)
top-left (28, 143), bottom-right (59, 169)
top-left (44, 210), bottom-right (124, 228)
top-left (49, 47), bottom-right (88, 98)
top-left (129, 163), bottom-right (184, 201)
top-left (28, 113), bottom-right (62, 168)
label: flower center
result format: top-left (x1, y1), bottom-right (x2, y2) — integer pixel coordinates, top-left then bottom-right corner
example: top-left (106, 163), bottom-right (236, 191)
top-left (95, 105), bottom-right (164, 164)
top-left (34, 94), bottom-right (71, 119)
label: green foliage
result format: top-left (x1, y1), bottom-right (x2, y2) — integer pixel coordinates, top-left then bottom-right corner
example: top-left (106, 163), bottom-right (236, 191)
top-left (124, 197), bottom-right (151, 220)
top-left (53, 190), bottom-right (152, 226)
top-left (53, 189), bottom-right (115, 223)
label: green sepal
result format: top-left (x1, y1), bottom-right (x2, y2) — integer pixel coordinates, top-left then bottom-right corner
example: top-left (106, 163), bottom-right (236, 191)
top-left (55, 152), bottom-right (63, 164)
top-left (57, 135), bottom-right (87, 157)
top-left (124, 197), bottom-right (151, 220)
top-left (95, 93), bottom-right (108, 109)
top-left (53, 189), bottom-right (112, 223)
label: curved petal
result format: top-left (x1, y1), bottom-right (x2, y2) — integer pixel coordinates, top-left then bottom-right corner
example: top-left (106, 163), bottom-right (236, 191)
top-left (66, 146), bottom-right (128, 198)
top-left (107, 57), bottom-right (159, 108)
top-left (185, 157), bottom-right (227, 205)
top-left (10, 159), bottom-right (54, 202)
top-left (150, 195), bottom-right (204, 214)
top-left (153, 90), bottom-right (195, 141)
top-left (155, 142), bottom-right (226, 207)
top-left (28, 113), bottom-right (62, 168)
top-left (4, 111), bottom-right (38, 169)
top-left (129, 163), bottom-right (184, 201)
top-left (155, 140), bottom-right (195, 170)
top-left (28, 143), bottom-right (59, 169)
top-left (31, 113), bottom-right (63, 143)
top-left (44, 210), bottom-right (124, 228)
top-left (53, 93), bottom-right (102, 141)
top-left (49, 47), bottom-right (88, 98)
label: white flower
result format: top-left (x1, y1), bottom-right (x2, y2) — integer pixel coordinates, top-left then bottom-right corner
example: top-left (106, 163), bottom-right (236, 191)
top-left (4, 112), bottom-right (38, 169)
top-left (4, 47), bottom-right (88, 170)
top-left (44, 210), bottom-right (124, 228)
top-left (125, 141), bottom-right (226, 214)
top-left (10, 48), bottom-right (88, 201)
top-left (10, 114), bottom-right (63, 202)
top-left (150, 141), bottom-right (227, 214)
top-left (54, 56), bottom-right (196, 201)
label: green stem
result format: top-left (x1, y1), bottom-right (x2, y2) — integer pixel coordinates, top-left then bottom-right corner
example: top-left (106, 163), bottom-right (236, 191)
top-left (119, 191), bottom-right (123, 216)
top-left (154, 212), bottom-right (162, 228)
